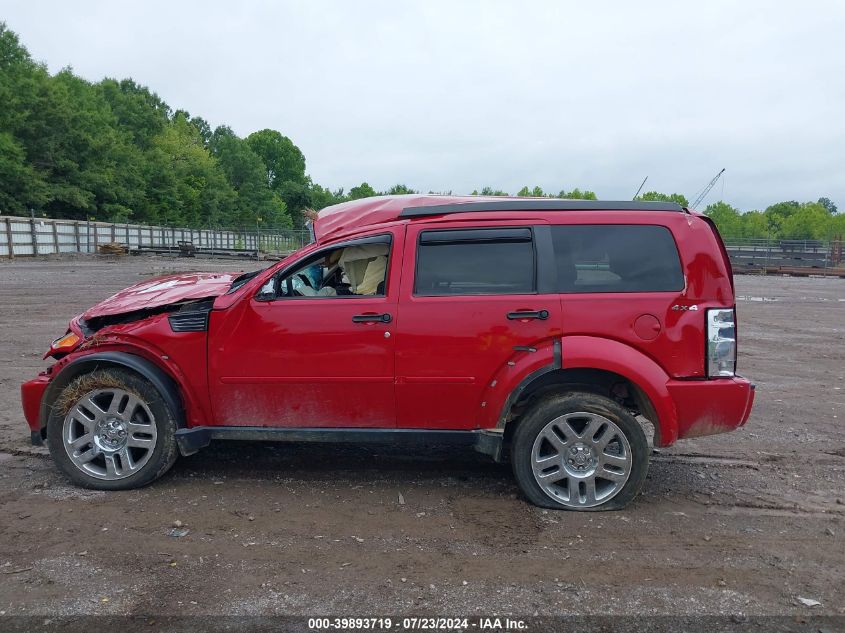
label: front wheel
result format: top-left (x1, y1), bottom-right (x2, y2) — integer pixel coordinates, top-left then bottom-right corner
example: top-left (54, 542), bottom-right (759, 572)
top-left (511, 392), bottom-right (649, 510)
top-left (46, 368), bottom-right (179, 490)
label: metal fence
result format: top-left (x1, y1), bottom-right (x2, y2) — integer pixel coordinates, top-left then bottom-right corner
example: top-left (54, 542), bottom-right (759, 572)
top-left (0, 215), bottom-right (311, 258)
top-left (724, 238), bottom-right (843, 271)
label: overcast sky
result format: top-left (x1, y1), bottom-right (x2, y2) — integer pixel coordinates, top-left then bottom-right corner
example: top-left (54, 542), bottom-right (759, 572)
top-left (3, 1), bottom-right (844, 211)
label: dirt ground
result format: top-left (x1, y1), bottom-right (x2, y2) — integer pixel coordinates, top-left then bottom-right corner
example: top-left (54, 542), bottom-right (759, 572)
top-left (0, 255), bottom-right (843, 618)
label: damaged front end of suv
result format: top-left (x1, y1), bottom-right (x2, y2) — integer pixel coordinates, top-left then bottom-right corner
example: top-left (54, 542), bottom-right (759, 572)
top-left (21, 271), bottom-right (243, 452)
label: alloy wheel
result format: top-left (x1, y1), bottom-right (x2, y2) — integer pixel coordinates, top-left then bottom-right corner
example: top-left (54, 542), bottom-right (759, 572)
top-left (530, 411), bottom-right (633, 508)
top-left (62, 388), bottom-right (158, 480)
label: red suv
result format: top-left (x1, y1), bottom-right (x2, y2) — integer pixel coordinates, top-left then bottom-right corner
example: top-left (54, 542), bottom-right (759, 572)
top-left (21, 196), bottom-right (754, 510)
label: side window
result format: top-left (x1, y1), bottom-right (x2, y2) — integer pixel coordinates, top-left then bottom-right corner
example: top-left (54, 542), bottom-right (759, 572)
top-left (551, 225), bottom-right (684, 293)
top-left (261, 238), bottom-right (390, 299)
top-left (414, 228), bottom-right (535, 296)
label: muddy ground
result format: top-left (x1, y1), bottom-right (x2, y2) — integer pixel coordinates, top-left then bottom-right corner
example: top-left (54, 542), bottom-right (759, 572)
top-left (0, 255), bottom-right (842, 618)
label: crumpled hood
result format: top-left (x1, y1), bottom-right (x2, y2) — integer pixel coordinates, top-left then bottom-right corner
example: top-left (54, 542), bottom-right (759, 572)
top-left (82, 272), bottom-right (240, 320)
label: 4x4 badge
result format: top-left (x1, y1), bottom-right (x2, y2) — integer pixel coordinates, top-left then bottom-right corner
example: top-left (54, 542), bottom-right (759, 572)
top-left (671, 304), bottom-right (699, 311)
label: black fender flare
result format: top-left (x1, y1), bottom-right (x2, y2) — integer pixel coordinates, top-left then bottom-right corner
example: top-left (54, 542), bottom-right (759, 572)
top-left (38, 351), bottom-right (184, 432)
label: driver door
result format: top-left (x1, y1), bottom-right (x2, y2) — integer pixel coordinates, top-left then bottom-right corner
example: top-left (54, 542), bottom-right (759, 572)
top-left (207, 229), bottom-right (402, 428)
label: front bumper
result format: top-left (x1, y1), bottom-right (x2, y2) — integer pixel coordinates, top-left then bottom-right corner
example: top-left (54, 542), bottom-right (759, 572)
top-left (21, 373), bottom-right (51, 441)
top-left (668, 376), bottom-right (755, 440)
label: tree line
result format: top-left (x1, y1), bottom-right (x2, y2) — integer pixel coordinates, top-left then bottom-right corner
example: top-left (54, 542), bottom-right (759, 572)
top-left (464, 189), bottom-right (843, 241)
top-left (1, 22), bottom-right (349, 229)
top-left (699, 198), bottom-right (842, 241)
top-left (1, 23), bottom-right (841, 240)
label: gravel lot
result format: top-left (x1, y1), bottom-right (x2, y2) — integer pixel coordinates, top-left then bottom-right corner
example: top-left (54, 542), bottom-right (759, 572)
top-left (0, 256), bottom-right (843, 618)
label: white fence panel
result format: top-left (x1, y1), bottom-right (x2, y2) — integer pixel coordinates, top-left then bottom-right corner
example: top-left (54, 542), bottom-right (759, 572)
top-left (1, 214), bottom-right (310, 258)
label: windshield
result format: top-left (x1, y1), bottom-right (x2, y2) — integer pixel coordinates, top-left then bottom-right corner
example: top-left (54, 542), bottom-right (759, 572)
top-left (226, 269), bottom-right (264, 294)
top-left (226, 226), bottom-right (317, 295)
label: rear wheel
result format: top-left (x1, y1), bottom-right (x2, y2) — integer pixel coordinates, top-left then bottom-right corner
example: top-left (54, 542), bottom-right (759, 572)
top-left (511, 392), bottom-right (648, 510)
top-left (46, 368), bottom-right (178, 490)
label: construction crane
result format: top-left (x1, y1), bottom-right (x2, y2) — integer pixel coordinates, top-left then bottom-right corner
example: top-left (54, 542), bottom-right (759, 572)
top-left (690, 168), bottom-right (725, 209)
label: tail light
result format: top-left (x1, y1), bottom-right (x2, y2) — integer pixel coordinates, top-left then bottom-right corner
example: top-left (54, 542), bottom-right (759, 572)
top-left (706, 308), bottom-right (736, 378)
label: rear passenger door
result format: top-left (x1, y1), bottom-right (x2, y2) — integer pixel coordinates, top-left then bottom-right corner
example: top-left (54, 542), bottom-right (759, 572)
top-left (394, 222), bottom-right (562, 429)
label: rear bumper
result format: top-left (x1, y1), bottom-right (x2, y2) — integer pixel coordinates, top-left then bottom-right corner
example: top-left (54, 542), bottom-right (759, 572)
top-left (667, 376), bottom-right (755, 440)
top-left (21, 373), bottom-right (51, 437)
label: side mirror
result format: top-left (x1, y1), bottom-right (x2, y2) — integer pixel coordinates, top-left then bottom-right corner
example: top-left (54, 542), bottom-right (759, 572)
top-left (255, 277), bottom-right (278, 301)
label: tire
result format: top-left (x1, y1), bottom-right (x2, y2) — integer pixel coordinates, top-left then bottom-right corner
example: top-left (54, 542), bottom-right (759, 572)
top-left (46, 368), bottom-right (179, 490)
top-left (511, 391), bottom-right (648, 511)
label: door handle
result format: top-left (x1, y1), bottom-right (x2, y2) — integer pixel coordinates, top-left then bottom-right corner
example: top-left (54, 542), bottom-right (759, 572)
top-left (352, 313), bottom-right (392, 324)
top-left (507, 309), bottom-right (550, 321)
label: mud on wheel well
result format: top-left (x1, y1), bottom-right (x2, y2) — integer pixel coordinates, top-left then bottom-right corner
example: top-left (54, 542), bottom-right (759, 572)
top-left (38, 354), bottom-right (185, 439)
top-left (501, 368), bottom-right (659, 450)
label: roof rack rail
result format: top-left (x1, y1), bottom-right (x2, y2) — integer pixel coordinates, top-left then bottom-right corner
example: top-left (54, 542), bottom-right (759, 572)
top-left (399, 199), bottom-right (684, 218)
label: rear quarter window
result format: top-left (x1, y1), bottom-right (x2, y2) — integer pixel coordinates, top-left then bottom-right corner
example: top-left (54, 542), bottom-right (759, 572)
top-left (551, 225), bottom-right (684, 293)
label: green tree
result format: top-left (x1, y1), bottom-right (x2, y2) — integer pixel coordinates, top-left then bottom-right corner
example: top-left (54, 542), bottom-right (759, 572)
top-left (348, 182), bottom-right (377, 200)
top-left (817, 197), bottom-right (838, 214)
top-left (829, 213), bottom-right (845, 239)
top-left (704, 201), bottom-right (742, 238)
top-left (763, 201), bottom-right (800, 236)
top-left (188, 115), bottom-right (212, 147)
top-left (246, 129), bottom-right (307, 188)
top-left (0, 22), bottom-right (45, 136)
top-left (309, 183), bottom-right (345, 211)
top-left (558, 188), bottom-right (597, 200)
top-left (278, 180), bottom-right (314, 224)
top-left (779, 202), bottom-right (833, 240)
top-left (97, 78), bottom-right (169, 149)
top-left (739, 211), bottom-right (768, 239)
top-left (149, 116), bottom-right (236, 226)
top-left (515, 186), bottom-right (597, 199)
top-left (211, 125), bottom-right (288, 227)
top-left (474, 187), bottom-right (509, 196)
top-left (0, 23), bottom-right (59, 214)
top-left (0, 131), bottom-right (49, 213)
top-left (41, 70), bottom-right (149, 219)
top-left (636, 191), bottom-right (689, 207)
top-left (386, 183), bottom-right (417, 195)
top-left (1, 22), bottom-right (153, 221)
top-left (515, 185), bottom-right (544, 197)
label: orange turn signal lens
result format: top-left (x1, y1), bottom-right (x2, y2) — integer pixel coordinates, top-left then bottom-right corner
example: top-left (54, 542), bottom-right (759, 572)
top-left (51, 332), bottom-right (80, 351)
